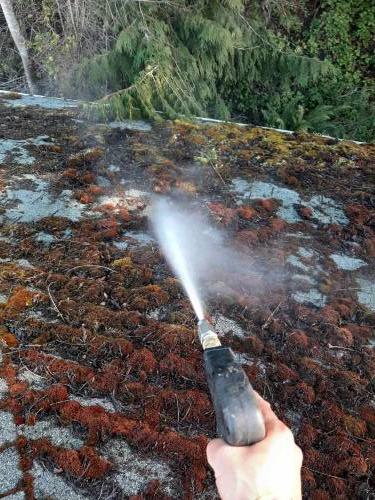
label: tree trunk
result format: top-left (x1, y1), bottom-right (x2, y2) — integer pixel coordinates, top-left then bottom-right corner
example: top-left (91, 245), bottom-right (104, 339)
top-left (0, 0), bottom-right (37, 94)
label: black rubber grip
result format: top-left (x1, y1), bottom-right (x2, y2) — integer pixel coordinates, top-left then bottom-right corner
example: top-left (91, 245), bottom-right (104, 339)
top-left (204, 346), bottom-right (265, 446)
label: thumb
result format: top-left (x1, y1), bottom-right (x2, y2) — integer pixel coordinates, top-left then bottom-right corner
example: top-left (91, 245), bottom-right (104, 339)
top-left (206, 438), bottom-right (226, 468)
top-left (207, 436), bottom-right (261, 475)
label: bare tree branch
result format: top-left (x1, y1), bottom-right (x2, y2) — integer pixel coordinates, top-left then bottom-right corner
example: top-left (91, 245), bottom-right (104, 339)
top-left (0, 0), bottom-right (38, 94)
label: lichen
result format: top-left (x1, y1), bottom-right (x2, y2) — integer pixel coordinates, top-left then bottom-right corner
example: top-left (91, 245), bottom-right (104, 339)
top-left (1, 175), bottom-right (87, 222)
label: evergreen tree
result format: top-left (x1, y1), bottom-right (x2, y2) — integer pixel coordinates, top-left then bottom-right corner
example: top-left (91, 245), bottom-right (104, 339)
top-left (73, 0), bottom-right (331, 124)
top-left (1, 0), bottom-right (373, 140)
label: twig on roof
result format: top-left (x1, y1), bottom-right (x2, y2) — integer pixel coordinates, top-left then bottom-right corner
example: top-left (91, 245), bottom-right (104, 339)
top-left (262, 301), bottom-right (283, 330)
top-left (66, 264), bottom-right (117, 273)
top-left (47, 282), bottom-right (65, 321)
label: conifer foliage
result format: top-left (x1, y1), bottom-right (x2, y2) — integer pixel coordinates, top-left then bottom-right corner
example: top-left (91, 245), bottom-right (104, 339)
top-left (74, 1), bottom-right (330, 123)
top-left (1, 0), bottom-right (374, 140)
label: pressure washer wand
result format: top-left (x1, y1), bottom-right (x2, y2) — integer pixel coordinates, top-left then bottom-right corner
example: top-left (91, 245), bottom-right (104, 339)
top-left (198, 319), bottom-right (265, 446)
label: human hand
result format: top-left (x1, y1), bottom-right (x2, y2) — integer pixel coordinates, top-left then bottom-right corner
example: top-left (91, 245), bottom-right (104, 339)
top-left (207, 392), bottom-right (303, 500)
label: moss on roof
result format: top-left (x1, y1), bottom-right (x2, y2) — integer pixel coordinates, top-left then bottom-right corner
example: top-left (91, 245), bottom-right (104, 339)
top-left (0, 92), bottom-right (374, 498)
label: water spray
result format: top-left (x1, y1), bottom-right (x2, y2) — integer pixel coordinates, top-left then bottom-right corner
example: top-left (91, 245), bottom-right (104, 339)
top-left (151, 199), bottom-right (205, 320)
top-left (151, 199), bottom-right (265, 446)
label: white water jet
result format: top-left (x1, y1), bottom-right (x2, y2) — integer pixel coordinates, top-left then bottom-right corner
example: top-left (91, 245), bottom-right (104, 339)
top-left (151, 199), bottom-right (205, 319)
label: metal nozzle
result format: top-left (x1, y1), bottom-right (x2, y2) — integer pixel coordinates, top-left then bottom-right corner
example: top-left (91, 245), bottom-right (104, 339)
top-left (198, 319), bottom-right (221, 350)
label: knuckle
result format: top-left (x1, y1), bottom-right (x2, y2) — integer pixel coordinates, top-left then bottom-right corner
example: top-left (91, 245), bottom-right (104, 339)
top-left (208, 440), bottom-right (231, 460)
top-left (279, 423), bottom-right (294, 441)
top-left (264, 401), bottom-right (272, 411)
top-left (295, 444), bottom-right (304, 463)
top-left (261, 398), bottom-right (270, 407)
top-left (206, 439), bottom-right (223, 458)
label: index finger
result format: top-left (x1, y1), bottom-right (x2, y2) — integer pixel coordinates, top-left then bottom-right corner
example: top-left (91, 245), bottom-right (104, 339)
top-left (254, 391), bottom-right (283, 432)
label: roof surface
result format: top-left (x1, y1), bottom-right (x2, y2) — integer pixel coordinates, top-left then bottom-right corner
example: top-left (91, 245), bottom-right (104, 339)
top-left (0, 92), bottom-right (374, 499)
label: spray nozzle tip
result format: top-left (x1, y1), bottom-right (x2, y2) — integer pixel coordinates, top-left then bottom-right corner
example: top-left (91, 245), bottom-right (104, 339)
top-left (198, 319), bottom-right (221, 349)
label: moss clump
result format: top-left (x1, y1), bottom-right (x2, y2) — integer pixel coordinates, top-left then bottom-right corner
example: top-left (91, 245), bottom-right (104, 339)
top-left (0, 326), bottom-right (18, 347)
top-left (67, 147), bottom-right (104, 168)
top-left (112, 257), bottom-right (133, 271)
top-left (3, 287), bottom-right (35, 319)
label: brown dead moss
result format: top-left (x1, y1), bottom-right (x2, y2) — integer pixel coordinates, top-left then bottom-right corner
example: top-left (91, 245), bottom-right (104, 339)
top-left (49, 397), bottom-right (209, 488)
top-left (304, 448), bottom-right (328, 473)
top-left (296, 358), bottom-right (324, 386)
top-left (301, 468), bottom-right (317, 495)
top-left (37, 216), bottom-right (71, 232)
top-left (310, 489), bottom-right (331, 500)
top-left (33, 439), bottom-right (112, 479)
top-left (16, 435), bottom-right (32, 472)
top-left (22, 351), bottom-right (94, 386)
top-left (76, 191), bottom-right (93, 204)
top-left (297, 422), bottom-right (319, 448)
top-left (60, 301), bottom-right (141, 331)
top-left (128, 348), bottom-right (157, 376)
top-left (159, 353), bottom-right (204, 383)
top-left (342, 414), bottom-right (367, 437)
top-left (237, 205), bottom-right (258, 220)
top-left (128, 285), bottom-right (169, 310)
top-left (246, 336), bottom-right (264, 356)
top-left (286, 330), bottom-right (309, 350)
top-left (332, 327), bottom-right (354, 346)
top-left (333, 456), bottom-right (368, 477)
top-left (235, 229), bottom-right (259, 248)
top-left (257, 198), bottom-right (278, 212)
top-left (161, 388), bottom-right (212, 425)
top-left (0, 326), bottom-right (19, 347)
top-left (345, 324), bottom-right (372, 342)
top-left (363, 237), bottom-right (375, 257)
top-left (67, 147), bottom-right (104, 168)
top-left (82, 172), bottom-right (97, 184)
top-left (117, 207), bottom-right (132, 223)
top-left (292, 381), bottom-right (315, 404)
top-left (145, 324), bottom-right (197, 357)
top-left (268, 218), bottom-right (287, 233)
top-left (95, 217), bottom-right (120, 240)
top-left (272, 363), bottom-right (299, 382)
top-left (320, 306), bottom-right (341, 325)
top-left (329, 298), bottom-right (355, 320)
top-left (10, 382), bottom-right (28, 397)
top-left (3, 287), bottom-right (36, 319)
top-left (208, 202), bottom-right (237, 226)
top-left (360, 406), bottom-right (375, 438)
